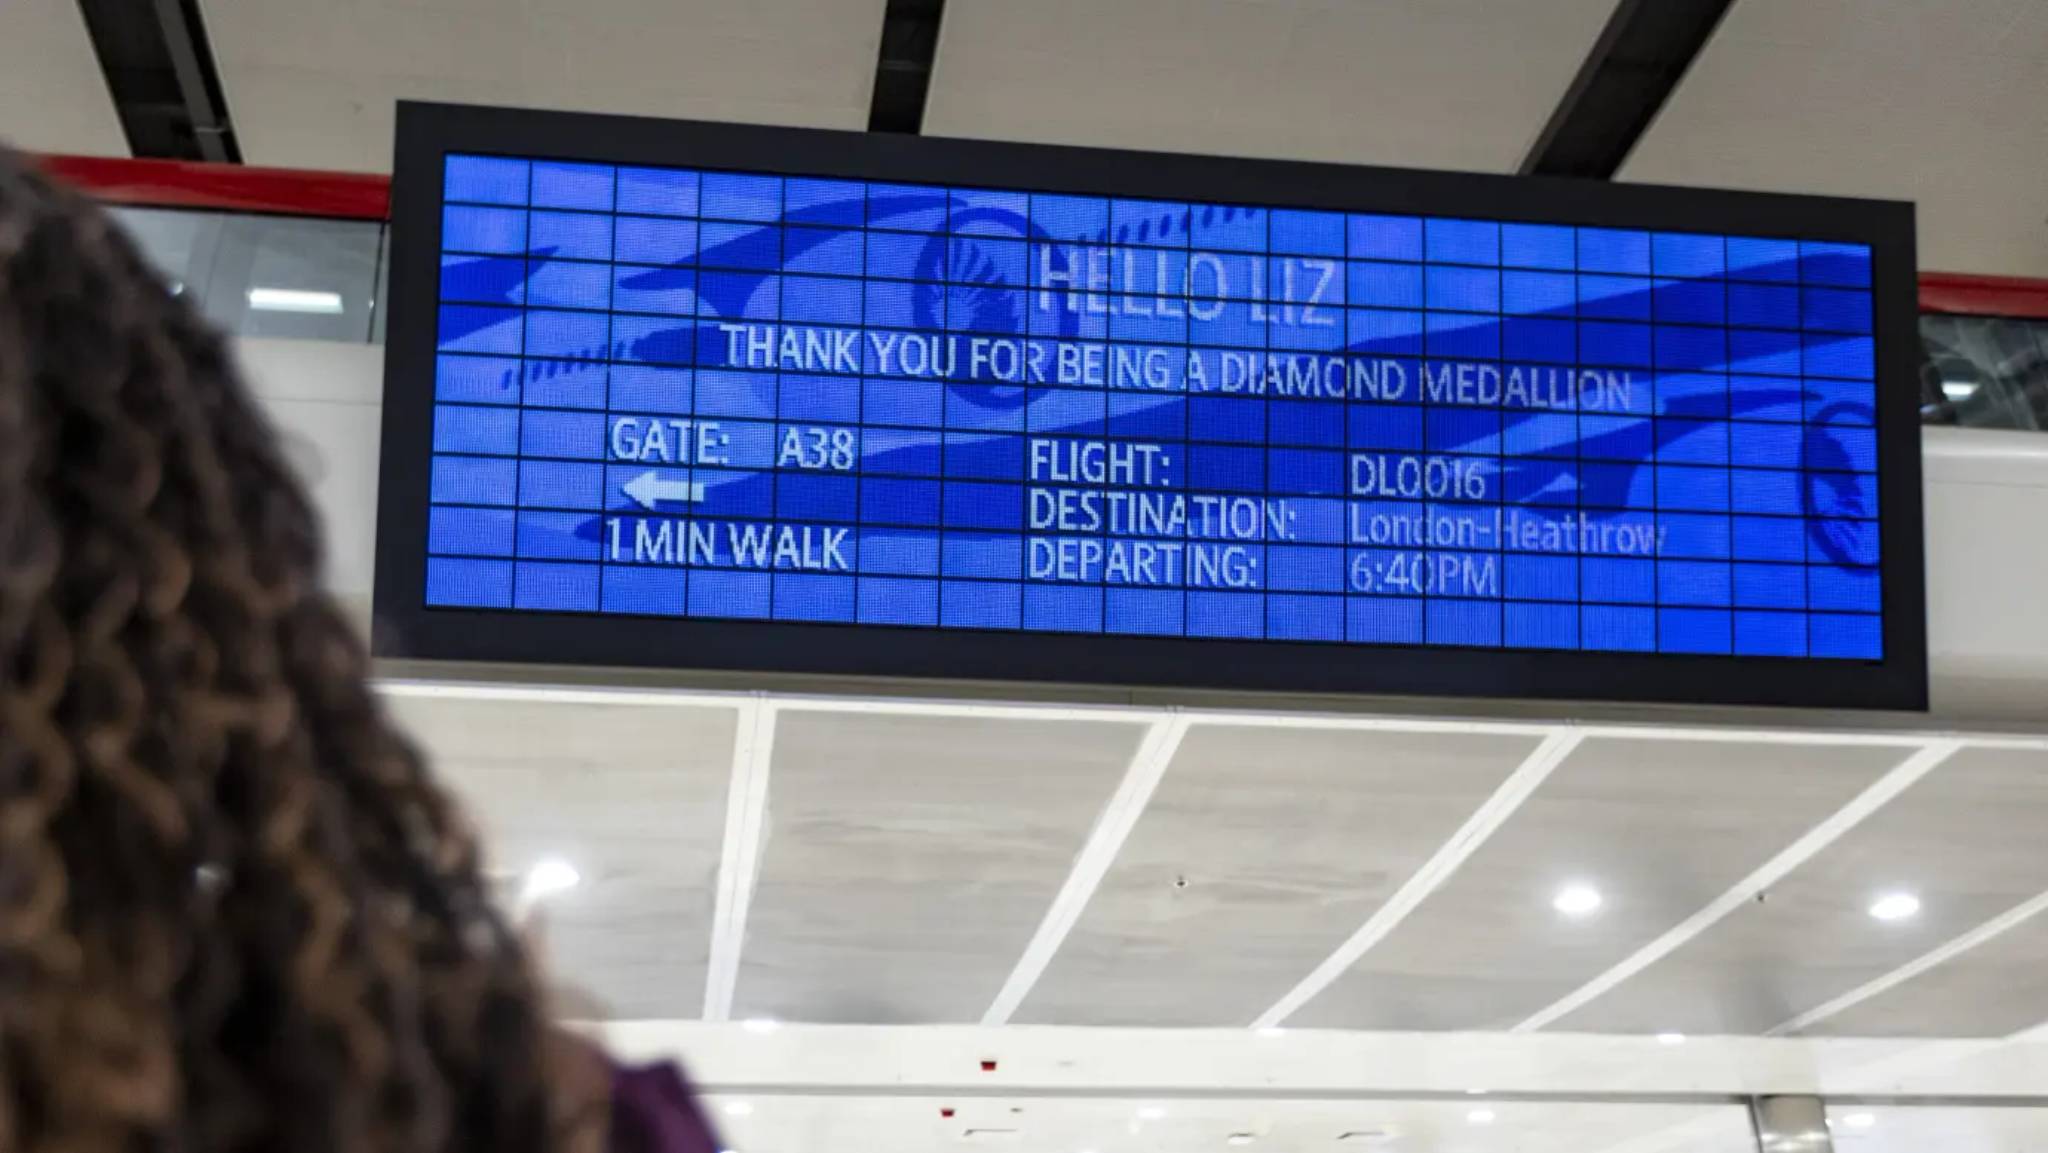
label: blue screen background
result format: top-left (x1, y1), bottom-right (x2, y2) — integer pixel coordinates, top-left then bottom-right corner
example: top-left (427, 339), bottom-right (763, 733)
top-left (423, 152), bottom-right (1884, 659)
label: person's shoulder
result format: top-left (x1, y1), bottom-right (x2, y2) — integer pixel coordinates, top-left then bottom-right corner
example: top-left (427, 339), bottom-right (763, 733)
top-left (609, 1061), bottom-right (725, 1153)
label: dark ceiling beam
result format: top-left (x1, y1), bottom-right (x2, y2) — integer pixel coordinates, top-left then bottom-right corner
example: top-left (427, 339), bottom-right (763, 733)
top-left (76, 0), bottom-right (240, 162)
top-left (1519, 0), bottom-right (1735, 179)
top-left (867, 0), bottom-right (946, 134)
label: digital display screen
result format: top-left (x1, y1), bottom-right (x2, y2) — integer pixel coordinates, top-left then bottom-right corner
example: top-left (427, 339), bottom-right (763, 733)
top-left (378, 105), bottom-right (1924, 706)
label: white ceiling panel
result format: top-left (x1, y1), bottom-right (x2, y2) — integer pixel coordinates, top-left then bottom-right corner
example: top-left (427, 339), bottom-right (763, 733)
top-left (389, 694), bottom-right (736, 1019)
top-left (733, 711), bottom-right (1145, 1024)
top-left (1804, 886), bottom-right (2048, 1037)
top-left (0, 0), bottom-right (126, 156)
top-left (924, 0), bottom-right (1617, 172)
top-left (385, 685), bottom-right (2048, 1042)
top-left (1015, 725), bottom-right (1539, 1027)
top-left (1621, 0), bottom-right (2048, 277)
top-left (1555, 746), bottom-right (2048, 1036)
top-left (1288, 736), bottom-right (1907, 1031)
top-left (199, 0), bottom-right (888, 171)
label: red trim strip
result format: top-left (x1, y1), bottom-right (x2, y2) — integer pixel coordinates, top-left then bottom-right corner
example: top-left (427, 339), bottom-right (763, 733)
top-left (31, 153), bottom-right (2048, 320)
top-left (1918, 273), bottom-right (2048, 322)
top-left (36, 154), bottom-right (390, 221)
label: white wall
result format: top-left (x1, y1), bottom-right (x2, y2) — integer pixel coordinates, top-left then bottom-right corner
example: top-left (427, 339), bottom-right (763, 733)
top-left (236, 338), bottom-right (384, 627)
top-left (234, 337), bottom-right (2048, 723)
top-left (1921, 427), bottom-right (2048, 720)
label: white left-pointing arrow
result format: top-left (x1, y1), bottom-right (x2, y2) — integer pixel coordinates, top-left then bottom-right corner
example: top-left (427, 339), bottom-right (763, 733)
top-left (623, 470), bottom-right (705, 510)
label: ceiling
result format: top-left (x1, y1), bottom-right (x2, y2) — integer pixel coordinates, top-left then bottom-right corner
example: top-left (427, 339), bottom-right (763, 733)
top-left (10, 0), bottom-right (2044, 277)
top-left (1620, 0), bottom-right (2048, 278)
top-left (0, 0), bottom-right (126, 156)
top-left (388, 682), bottom-right (2048, 1046)
top-left (922, 0), bottom-right (1617, 172)
top-left (196, 0), bottom-right (889, 170)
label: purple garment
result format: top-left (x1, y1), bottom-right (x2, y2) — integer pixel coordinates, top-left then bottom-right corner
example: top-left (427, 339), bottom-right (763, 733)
top-left (609, 1062), bottom-right (724, 1153)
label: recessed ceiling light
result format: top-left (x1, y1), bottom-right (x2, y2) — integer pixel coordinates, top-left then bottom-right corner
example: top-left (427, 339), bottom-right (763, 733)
top-left (1226, 1135), bottom-right (1257, 1146)
top-left (520, 858), bottom-right (581, 902)
top-left (741, 1017), bottom-right (781, 1034)
top-left (1841, 1112), bottom-right (1877, 1130)
top-left (1136, 1106), bottom-right (1168, 1121)
top-left (1467, 1108), bottom-right (1496, 1126)
top-left (721, 1102), bottom-right (754, 1118)
top-left (1553, 883), bottom-right (1603, 917)
top-left (246, 287), bottom-right (345, 314)
top-left (1466, 1088), bottom-right (1488, 1096)
top-left (1869, 892), bottom-right (1921, 922)
top-left (1657, 1032), bottom-right (1687, 1046)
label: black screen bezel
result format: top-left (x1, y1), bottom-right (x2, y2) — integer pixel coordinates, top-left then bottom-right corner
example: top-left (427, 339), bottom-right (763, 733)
top-left (373, 101), bottom-right (1928, 710)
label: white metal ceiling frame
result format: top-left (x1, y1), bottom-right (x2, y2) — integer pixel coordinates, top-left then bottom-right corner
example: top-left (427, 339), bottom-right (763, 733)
top-left (377, 678), bottom-right (2048, 1035)
top-left (581, 1018), bottom-right (2048, 1108)
top-left (704, 697), bottom-right (778, 1021)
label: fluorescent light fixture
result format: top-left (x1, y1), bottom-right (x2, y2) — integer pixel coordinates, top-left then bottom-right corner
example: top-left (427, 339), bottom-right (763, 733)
top-left (247, 287), bottom-right (345, 314)
top-left (520, 858), bottom-right (581, 903)
top-left (1466, 1109), bottom-right (1496, 1126)
top-left (1841, 1112), bottom-right (1876, 1130)
top-left (1553, 883), bottom-right (1604, 917)
top-left (721, 1102), bottom-right (754, 1118)
top-left (1941, 380), bottom-right (1979, 401)
top-left (1657, 1032), bottom-right (1687, 1046)
top-left (1136, 1106), bottom-right (1168, 1121)
top-left (741, 1017), bottom-right (781, 1034)
top-left (1869, 892), bottom-right (1921, 922)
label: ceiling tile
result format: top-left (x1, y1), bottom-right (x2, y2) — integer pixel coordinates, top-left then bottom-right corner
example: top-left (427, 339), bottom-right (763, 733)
top-left (390, 694), bottom-right (736, 1018)
top-left (200, 0), bottom-right (886, 170)
top-left (1622, 0), bottom-right (2048, 276)
top-left (1805, 884), bottom-right (2048, 1038)
top-left (925, 0), bottom-right (1617, 172)
top-left (1016, 726), bottom-right (1541, 1026)
top-left (1556, 747), bottom-right (2048, 1036)
top-left (735, 712), bottom-right (1146, 1024)
top-left (1289, 737), bottom-right (1909, 1031)
top-left (0, 0), bottom-right (127, 156)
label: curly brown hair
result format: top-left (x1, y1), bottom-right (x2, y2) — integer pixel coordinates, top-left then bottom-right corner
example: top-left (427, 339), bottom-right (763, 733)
top-left (0, 155), bottom-right (604, 1153)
